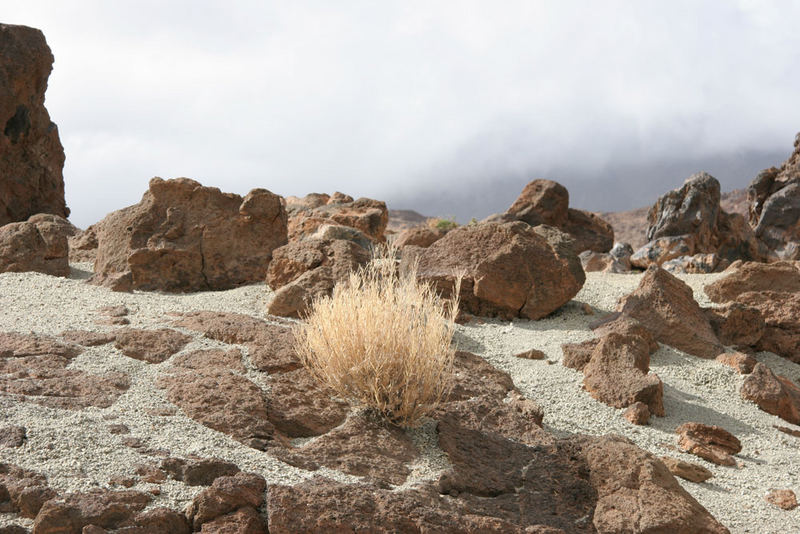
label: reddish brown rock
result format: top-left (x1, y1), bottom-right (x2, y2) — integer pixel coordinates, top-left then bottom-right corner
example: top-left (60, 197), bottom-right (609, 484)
top-left (662, 253), bottom-right (727, 274)
top-left (747, 133), bottom-right (800, 260)
top-left (171, 348), bottom-right (245, 373)
top-left (705, 303), bottom-right (765, 348)
top-left (185, 472), bottom-right (266, 531)
top-left (705, 261), bottom-right (800, 302)
top-left (715, 352), bottom-right (757, 374)
top-left (286, 194), bottom-right (388, 243)
top-left (0, 24), bottom-right (68, 227)
top-left (106, 423), bottom-right (129, 435)
top-left (630, 235), bottom-right (696, 269)
top-left (31, 490), bottom-right (151, 533)
top-left (582, 333), bottom-right (664, 416)
top-left (514, 348), bottom-right (546, 360)
top-left (67, 225), bottom-right (98, 263)
top-left (58, 330), bottom-right (116, 347)
top-left (266, 368), bottom-right (349, 438)
top-left (624, 402), bottom-right (651, 425)
top-left (589, 312), bottom-right (660, 355)
top-left (157, 368), bottom-right (282, 450)
top-left (274, 414), bottom-right (418, 486)
top-left (447, 351), bottom-right (515, 402)
top-left (0, 215), bottom-right (70, 276)
top-left (172, 311), bottom-right (300, 373)
top-left (0, 332), bottom-right (129, 409)
top-left (582, 436), bottom-right (728, 533)
top-left (765, 489), bottom-right (798, 511)
top-left (503, 179), bottom-right (614, 252)
top-left (660, 456), bottom-right (714, 483)
top-left (741, 363), bottom-right (800, 425)
top-left (394, 226), bottom-right (445, 249)
top-left (405, 221), bottom-right (585, 320)
top-left (160, 457), bottom-right (240, 486)
top-left (774, 425), bottom-right (800, 438)
top-left (0, 463), bottom-right (57, 518)
top-left (579, 250), bottom-right (629, 273)
top-left (561, 339), bottom-right (599, 371)
top-left (266, 238), bottom-right (371, 318)
top-left (676, 422), bottom-right (742, 466)
top-left (199, 506), bottom-right (267, 534)
top-left (0, 426), bottom-right (26, 448)
top-left (617, 266), bottom-right (724, 358)
top-left (124, 507), bottom-right (191, 534)
top-left (90, 177), bottom-right (287, 292)
top-left (114, 328), bottom-right (191, 363)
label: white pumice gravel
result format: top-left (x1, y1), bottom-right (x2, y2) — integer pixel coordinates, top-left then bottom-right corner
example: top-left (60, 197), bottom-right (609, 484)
top-left (0, 266), bottom-right (798, 532)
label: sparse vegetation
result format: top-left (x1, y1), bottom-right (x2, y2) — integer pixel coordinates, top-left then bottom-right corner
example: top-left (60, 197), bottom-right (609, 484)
top-left (427, 216), bottom-right (459, 232)
top-left (294, 249), bottom-right (459, 427)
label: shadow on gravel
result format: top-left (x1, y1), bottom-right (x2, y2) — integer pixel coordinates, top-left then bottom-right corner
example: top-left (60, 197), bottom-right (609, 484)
top-left (69, 265), bottom-right (93, 280)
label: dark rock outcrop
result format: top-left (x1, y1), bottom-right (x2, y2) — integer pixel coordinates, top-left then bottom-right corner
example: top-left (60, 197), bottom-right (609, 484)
top-left (90, 177), bottom-right (287, 292)
top-left (0, 24), bottom-right (68, 227)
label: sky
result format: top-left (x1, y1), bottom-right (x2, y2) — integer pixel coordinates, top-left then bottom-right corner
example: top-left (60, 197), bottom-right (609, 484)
top-left (3, 1), bottom-right (800, 228)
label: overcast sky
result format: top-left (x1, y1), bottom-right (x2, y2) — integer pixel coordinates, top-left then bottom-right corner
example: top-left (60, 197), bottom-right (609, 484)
top-left (4, 1), bottom-right (800, 228)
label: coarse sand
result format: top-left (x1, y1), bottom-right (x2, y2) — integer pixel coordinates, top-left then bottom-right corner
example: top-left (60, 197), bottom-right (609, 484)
top-left (1, 264), bottom-right (798, 532)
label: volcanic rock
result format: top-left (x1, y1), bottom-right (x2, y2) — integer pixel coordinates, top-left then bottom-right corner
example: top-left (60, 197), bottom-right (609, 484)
top-left (90, 177), bottom-right (287, 292)
top-left (0, 24), bottom-right (68, 226)
top-left (113, 328), bottom-right (191, 363)
top-left (199, 506), bottom-right (267, 534)
top-left (309, 223), bottom-right (373, 250)
top-left (58, 330), bottom-right (116, 347)
top-left (185, 472), bottom-right (266, 531)
top-left (579, 250), bottom-right (630, 273)
top-left (160, 456), bottom-right (240, 486)
top-left (0, 426), bottom-right (26, 448)
top-left (0, 332), bottom-right (129, 409)
top-left (630, 236), bottom-right (695, 269)
top-left (676, 422), bottom-right (741, 466)
top-left (740, 363), bottom-right (800, 425)
top-left (616, 266), bottom-right (724, 358)
top-left (170, 348), bottom-right (245, 373)
top-left (624, 402), bottom-right (651, 425)
top-left (67, 225), bottom-right (98, 263)
top-left (514, 348), bottom-right (546, 360)
top-left (503, 179), bottom-right (614, 252)
top-left (0, 463), bottom-right (57, 518)
top-left (393, 226), bottom-right (445, 249)
top-left (704, 303), bottom-right (765, 349)
top-left (265, 368), bottom-right (349, 438)
top-left (286, 193), bottom-right (388, 243)
top-left (705, 261), bottom-right (800, 301)
top-left (660, 456), bottom-right (714, 483)
top-left (561, 339), bottom-right (598, 371)
top-left (662, 253), bottom-right (726, 274)
top-left (32, 490), bottom-right (151, 533)
top-left (447, 350), bottom-right (515, 402)
top-left (715, 352), bottom-right (757, 374)
top-left (765, 489), bottom-right (798, 511)
top-left (266, 238), bottom-right (371, 318)
top-left (747, 132), bottom-right (800, 260)
top-left (405, 221), bottom-right (585, 320)
top-left (0, 214), bottom-right (70, 276)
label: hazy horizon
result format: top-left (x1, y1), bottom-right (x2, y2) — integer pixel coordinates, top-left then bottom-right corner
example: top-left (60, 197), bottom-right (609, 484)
top-left (3, 1), bottom-right (799, 228)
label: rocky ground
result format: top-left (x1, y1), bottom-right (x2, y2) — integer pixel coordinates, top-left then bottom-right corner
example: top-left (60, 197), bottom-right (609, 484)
top-left (1, 263), bottom-right (798, 533)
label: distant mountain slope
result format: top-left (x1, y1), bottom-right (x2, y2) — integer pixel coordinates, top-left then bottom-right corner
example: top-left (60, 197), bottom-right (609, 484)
top-left (387, 209), bottom-right (430, 233)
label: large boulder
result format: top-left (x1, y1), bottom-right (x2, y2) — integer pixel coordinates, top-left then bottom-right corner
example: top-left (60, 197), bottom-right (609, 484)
top-left (747, 132), bottom-right (800, 260)
top-left (266, 238), bottom-right (371, 318)
top-left (632, 172), bottom-right (764, 269)
top-left (404, 221), bottom-right (585, 320)
top-left (0, 213), bottom-right (73, 276)
top-left (617, 266), bottom-right (724, 358)
top-left (740, 363), bottom-right (800, 425)
top-left (286, 192), bottom-right (388, 243)
top-left (0, 24), bottom-right (68, 227)
top-left (89, 177), bottom-right (288, 292)
top-left (502, 179), bottom-right (614, 252)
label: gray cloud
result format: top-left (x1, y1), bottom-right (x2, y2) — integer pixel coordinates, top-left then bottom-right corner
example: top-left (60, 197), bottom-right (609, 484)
top-left (3, 1), bottom-right (799, 227)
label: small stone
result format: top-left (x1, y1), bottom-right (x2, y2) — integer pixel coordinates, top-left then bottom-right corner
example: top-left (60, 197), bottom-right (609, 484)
top-left (107, 424), bottom-right (130, 435)
top-left (109, 475), bottom-right (136, 488)
top-left (623, 402), bottom-right (650, 425)
top-left (676, 422), bottom-right (741, 466)
top-left (715, 352), bottom-right (757, 374)
top-left (660, 456), bottom-right (713, 483)
top-left (0, 426), bottom-right (26, 447)
top-left (581, 302), bottom-right (594, 315)
top-left (774, 425), bottom-right (800, 438)
top-left (765, 489), bottom-right (798, 510)
top-left (514, 348), bottom-right (546, 360)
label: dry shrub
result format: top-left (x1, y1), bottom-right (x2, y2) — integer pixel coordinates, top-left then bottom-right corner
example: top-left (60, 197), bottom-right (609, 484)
top-left (294, 251), bottom-right (459, 427)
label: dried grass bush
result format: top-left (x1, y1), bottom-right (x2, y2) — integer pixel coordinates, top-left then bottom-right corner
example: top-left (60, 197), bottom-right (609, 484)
top-left (294, 250), bottom-right (459, 428)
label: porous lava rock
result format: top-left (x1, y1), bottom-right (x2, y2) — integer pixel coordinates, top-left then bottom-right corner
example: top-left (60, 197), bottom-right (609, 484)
top-left (393, 225), bottom-right (445, 249)
top-left (0, 214), bottom-right (71, 276)
top-left (160, 456), bottom-right (240, 486)
top-left (0, 426), bottom-right (26, 448)
top-left (113, 328), bottom-right (191, 363)
top-left (704, 303), bottom-right (765, 349)
top-left (0, 463), bottom-right (57, 518)
top-left (286, 192), bottom-right (388, 243)
top-left (405, 221), bottom-right (585, 320)
top-left (171, 311), bottom-right (300, 373)
top-left (185, 472), bottom-right (267, 531)
top-left (90, 177), bottom-right (287, 292)
top-left (740, 363), bottom-right (800, 425)
top-left (32, 490), bottom-right (152, 533)
top-left (660, 456), bottom-right (713, 483)
top-left (765, 489), bottom-right (798, 511)
top-left (705, 261), bottom-right (800, 361)
top-left (676, 422), bottom-right (742, 466)
top-left (617, 266), bottom-right (724, 358)
top-left (747, 132), bottom-right (800, 260)
top-left (0, 24), bottom-right (68, 227)
top-left (502, 179), bottom-right (614, 252)
top-left (266, 237), bottom-right (370, 317)
top-left (632, 172), bottom-right (763, 269)
top-left (624, 402), bottom-right (651, 425)
top-left (0, 332), bottom-right (129, 409)
top-left (715, 352), bottom-right (757, 375)
top-left (58, 330), bottom-right (116, 347)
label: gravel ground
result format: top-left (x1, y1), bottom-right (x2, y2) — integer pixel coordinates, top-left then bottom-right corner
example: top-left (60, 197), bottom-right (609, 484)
top-left (1, 266), bottom-right (798, 532)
